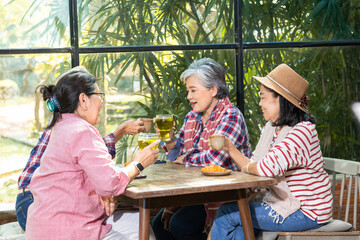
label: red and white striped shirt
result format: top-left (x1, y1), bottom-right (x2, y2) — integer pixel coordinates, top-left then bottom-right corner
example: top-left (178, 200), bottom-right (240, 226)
top-left (256, 121), bottom-right (333, 223)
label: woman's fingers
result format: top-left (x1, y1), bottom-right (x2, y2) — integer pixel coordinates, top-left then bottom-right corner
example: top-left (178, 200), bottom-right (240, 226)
top-left (154, 125), bottom-right (161, 137)
top-left (173, 155), bottom-right (185, 164)
top-left (134, 140), bottom-right (161, 168)
top-left (138, 125), bottom-right (145, 133)
top-left (147, 139), bottom-right (161, 149)
top-left (101, 196), bottom-right (117, 216)
top-left (109, 200), bottom-right (116, 216)
top-left (135, 119), bottom-right (145, 133)
top-left (222, 136), bottom-right (235, 152)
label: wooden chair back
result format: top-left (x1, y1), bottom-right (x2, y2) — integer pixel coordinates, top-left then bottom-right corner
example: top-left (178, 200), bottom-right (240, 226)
top-left (273, 157), bottom-right (360, 240)
top-left (323, 157), bottom-right (360, 230)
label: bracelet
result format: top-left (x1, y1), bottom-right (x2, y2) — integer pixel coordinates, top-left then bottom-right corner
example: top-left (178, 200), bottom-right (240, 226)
top-left (165, 136), bottom-right (176, 144)
top-left (245, 161), bottom-right (252, 173)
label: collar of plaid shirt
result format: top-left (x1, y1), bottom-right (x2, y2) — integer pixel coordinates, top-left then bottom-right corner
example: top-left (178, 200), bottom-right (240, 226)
top-left (183, 97), bottom-right (232, 152)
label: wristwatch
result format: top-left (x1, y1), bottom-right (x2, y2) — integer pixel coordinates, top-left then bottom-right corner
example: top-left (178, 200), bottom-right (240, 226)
top-left (132, 161), bottom-right (144, 173)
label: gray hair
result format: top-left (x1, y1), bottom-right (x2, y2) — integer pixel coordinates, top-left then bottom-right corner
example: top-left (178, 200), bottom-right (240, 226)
top-left (180, 58), bottom-right (229, 99)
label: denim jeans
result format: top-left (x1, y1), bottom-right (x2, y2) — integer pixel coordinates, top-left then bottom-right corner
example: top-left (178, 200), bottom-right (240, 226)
top-left (151, 205), bottom-right (207, 240)
top-left (15, 189), bottom-right (34, 231)
top-left (211, 201), bottom-right (322, 240)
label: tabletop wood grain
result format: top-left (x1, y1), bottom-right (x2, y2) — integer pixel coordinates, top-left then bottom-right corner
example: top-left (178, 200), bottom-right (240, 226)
top-left (123, 163), bottom-right (277, 199)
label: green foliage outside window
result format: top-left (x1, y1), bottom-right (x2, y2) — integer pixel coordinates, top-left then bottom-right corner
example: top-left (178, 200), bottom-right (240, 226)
top-left (13, 0), bottom-right (360, 162)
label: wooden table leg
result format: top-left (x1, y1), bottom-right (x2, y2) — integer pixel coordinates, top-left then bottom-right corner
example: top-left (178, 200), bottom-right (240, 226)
top-left (237, 189), bottom-right (255, 240)
top-left (139, 199), bottom-right (150, 240)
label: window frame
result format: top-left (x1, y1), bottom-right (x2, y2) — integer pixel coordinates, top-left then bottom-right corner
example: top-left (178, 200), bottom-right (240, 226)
top-left (0, 0), bottom-right (359, 113)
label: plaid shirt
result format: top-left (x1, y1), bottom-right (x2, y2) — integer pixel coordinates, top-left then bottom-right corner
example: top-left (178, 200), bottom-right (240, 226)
top-left (17, 129), bottom-right (116, 189)
top-left (164, 104), bottom-right (251, 171)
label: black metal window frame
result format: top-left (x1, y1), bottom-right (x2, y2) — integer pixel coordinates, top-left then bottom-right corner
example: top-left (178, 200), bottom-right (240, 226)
top-left (0, 0), bottom-right (359, 113)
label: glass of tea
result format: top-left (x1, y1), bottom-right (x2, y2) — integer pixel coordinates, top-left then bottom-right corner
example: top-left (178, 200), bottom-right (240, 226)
top-left (155, 114), bottom-right (173, 141)
top-left (138, 133), bottom-right (159, 150)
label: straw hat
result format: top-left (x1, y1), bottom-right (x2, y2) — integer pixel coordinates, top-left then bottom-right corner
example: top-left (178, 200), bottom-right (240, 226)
top-left (253, 64), bottom-right (309, 112)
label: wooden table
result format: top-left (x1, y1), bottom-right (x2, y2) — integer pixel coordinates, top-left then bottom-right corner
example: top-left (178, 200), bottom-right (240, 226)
top-left (121, 163), bottom-right (277, 240)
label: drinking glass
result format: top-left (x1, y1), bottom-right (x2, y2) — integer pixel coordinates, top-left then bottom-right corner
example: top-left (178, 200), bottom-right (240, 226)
top-left (138, 133), bottom-right (159, 150)
top-left (155, 114), bottom-right (173, 141)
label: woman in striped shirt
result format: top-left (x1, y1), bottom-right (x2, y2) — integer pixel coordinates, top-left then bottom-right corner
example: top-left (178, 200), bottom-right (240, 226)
top-left (210, 64), bottom-right (333, 239)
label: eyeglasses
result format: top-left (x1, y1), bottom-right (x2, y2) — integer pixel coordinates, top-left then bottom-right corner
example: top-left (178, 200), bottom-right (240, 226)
top-left (88, 92), bottom-right (105, 101)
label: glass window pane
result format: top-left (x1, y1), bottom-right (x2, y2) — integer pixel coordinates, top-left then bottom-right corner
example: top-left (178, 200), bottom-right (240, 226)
top-left (79, 50), bottom-right (236, 163)
top-left (242, 0), bottom-right (360, 42)
top-left (0, 54), bottom-right (71, 134)
top-left (79, 0), bottom-right (234, 47)
top-left (0, 0), bottom-right (70, 48)
top-left (244, 47), bottom-right (360, 159)
top-left (0, 54), bottom-right (70, 205)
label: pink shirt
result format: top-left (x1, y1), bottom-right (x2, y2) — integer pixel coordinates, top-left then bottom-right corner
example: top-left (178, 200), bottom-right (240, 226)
top-left (26, 114), bottom-right (130, 240)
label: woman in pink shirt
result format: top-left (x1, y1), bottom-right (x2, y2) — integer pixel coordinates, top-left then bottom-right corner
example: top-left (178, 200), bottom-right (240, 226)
top-left (26, 67), bottom-right (160, 240)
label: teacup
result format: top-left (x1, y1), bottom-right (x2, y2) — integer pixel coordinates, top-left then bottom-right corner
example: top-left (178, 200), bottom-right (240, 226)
top-left (209, 134), bottom-right (225, 151)
top-left (140, 118), bottom-right (153, 133)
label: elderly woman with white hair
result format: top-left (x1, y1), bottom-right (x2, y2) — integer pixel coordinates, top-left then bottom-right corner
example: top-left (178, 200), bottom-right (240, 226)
top-left (151, 58), bottom-right (251, 240)
top-left (210, 64), bottom-right (333, 239)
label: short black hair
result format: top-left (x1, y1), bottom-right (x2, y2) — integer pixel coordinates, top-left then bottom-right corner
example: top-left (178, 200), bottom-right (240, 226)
top-left (263, 85), bottom-right (316, 126)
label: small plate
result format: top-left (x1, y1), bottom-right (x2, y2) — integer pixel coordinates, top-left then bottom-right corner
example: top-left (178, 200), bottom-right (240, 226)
top-left (201, 169), bottom-right (232, 176)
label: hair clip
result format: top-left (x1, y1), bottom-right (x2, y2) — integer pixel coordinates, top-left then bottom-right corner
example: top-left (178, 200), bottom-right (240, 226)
top-left (46, 96), bottom-right (60, 113)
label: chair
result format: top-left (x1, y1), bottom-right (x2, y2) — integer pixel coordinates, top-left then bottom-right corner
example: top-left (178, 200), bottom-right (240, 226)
top-left (258, 157), bottom-right (360, 240)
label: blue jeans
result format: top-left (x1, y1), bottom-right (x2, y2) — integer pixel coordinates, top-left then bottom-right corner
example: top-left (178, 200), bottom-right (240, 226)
top-left (211, 201), bottom-right (322, 240)
top-left (15, 189), bottom-right (34, 231)
top-left (151, 205), bottom-right (207, 240)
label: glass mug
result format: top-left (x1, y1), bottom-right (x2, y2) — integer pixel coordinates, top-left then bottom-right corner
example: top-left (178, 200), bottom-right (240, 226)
top-left (138, 133), bottom-right (159, 150)
top-left (155, 114), bottom-right (173, 141)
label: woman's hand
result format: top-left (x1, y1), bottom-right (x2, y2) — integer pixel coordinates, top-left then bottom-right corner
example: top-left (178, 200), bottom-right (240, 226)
top-left (154, 120), bottom-right (176, 151)
top-left (113, 119), bottom-right (145, 142)
top-left (153, 120), bottom-right (175, 140)
top-left (124, 140), bottom-right (160, 181)
top-left (221, 136), bottom-right (237, 153)
top-left (121, 119), bottom-right (145, 135)
top-left (133, 140), bottom-right (161, 168)
top-left (173, 154), bottom-right (186, 164)
top-left (100, 195), bottom-right (117, 216)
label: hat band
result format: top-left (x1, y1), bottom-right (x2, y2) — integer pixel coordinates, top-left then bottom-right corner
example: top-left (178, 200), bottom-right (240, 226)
top-left (266, 75), bottom-right (300, 102)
